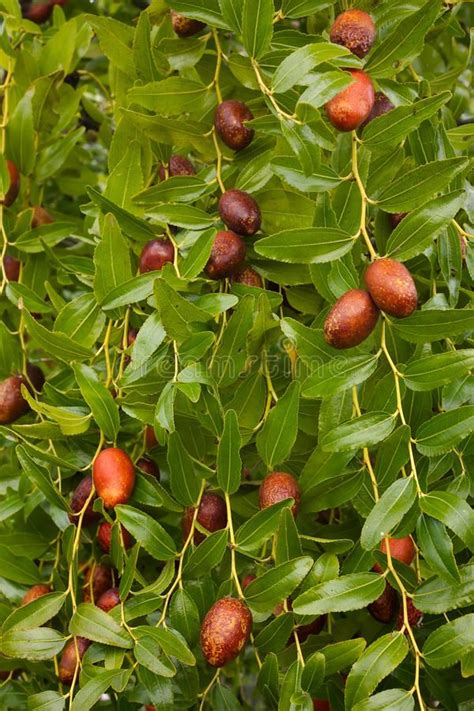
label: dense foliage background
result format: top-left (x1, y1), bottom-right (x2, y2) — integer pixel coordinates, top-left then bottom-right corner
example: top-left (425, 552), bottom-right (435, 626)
top-left (0, 0), bottom-right (473, 709)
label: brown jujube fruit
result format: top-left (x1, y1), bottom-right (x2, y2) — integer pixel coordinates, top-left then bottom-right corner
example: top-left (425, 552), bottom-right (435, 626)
top-left (330, 9), bottom-right (376, 58)
top-left (58, 637), bottom-right (90, 685)
top-left (97, 521), bottom-right (133, 553)
top-left (218, 189), bottom-right (261, 236)
top-left (205, 230), bottom-right (246, 279)
top-left (136, 457), bottom-right (160, 479)
top-left (396, 597), bottom-right (423, 630)
top-left (323, 289), bottom-right (379, 349)
top-left (171, 11), bottom-right (205, 38)
top-left (368, 583), bottom-right (396, 623)
top-left (294, 614), bottom-right (326, 642)
top-left (83, 563), bottom-right (113, 603)
top-left (69, 475), bottom-right (99, 526)
top-left (200, 597), bottom-right (252, 667)
top-left (21, 584), bottom-right (51, 606)
top-left (325, 69), bottom-right (375, 132)
top-left (96, 587), bottom-right (120, 613)
top-left (4, 160), bottom-right (20, 207)
top-left (232, 266), bottom-right (263, 288)
top-left (0, 364), bottom-right (45, 425)
top-left (3, 255), bottom-right (20, 282)
top-left (127, 328), bottom-right (138, 346)
top-left (364, 258), bottom-right (417, 318)
top-left (361, 92), bottom-right (394, 128)
top-left (182, 492), bottom-right (227, 544)
top-left (145, 425), bottom-right (158, 450)
top-left (31, 206), bottom-right (54, 228)
top-left (259, 472), bottom-right (301, 517)
top-left (159, 154), bottom-right (195, 180)
top-left (389, 212), bottom-right (407, 229)
top-left (215, 100), bottom-right (254, 151)
top-left (374, 536), bottom-right (416, 572)
top-left (313, 700), bottom-right (331, 711)
top-left (139, 239), bottom-right (174, 273)
top-left (92, 448), bottom-right (135, 508)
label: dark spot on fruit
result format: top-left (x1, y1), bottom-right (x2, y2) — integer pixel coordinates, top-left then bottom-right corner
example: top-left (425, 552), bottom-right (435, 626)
top-left (3, 160), bottom-right (20, 207)
top-left (389, 212), bottom-right (407, 230)
top-left (361, 91), bottom-right (394, 128)
top-left (232, 266), bottom-right (263, 287)
top-left (3, 255), bottom-right (20, 282)
top-left (31, 206), bottom-right (53, 228)
top-left (373, 536), bottom-right (416, 572)
top-left (58, 637), bottom-right (90, 685)
top-left (0, 364), bottom-right (44, 425)
top-left (136, 456), bottom-right (160, 479)
top-left (96, 587), bottom-right (121, 613)
top-left (83, 563), bottom-right (113, 604)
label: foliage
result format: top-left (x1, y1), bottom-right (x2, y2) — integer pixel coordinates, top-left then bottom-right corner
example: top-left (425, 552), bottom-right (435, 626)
top-left (0, 0), bottom-right (473, 709)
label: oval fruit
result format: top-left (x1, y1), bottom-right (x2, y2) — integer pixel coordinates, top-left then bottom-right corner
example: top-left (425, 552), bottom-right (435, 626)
top-left (361, 91), bottom-right (394, 128)
top-left (145, 425), bottom-right (158, 450)
top-left (21, 584), bottom-right (51, 606)
top-left (200, 597), bottom-right (252, 667)
top-left (96, 587), bottom-right (120, 613)
top-left (368, 583), bottom-right (396, 623)
top-left (83, 563), bottom-right (113, 604)
top-left (58, 637), bottom-right (91, 685)
top-left (396, 597), bottom-right (423, 630)
top-left (323, 289), bottom-right (379, 349)
top-left (139, 239), bottom-right (174, 273)
top-left (0, 364), bottom-right (45, 425)
top-left (325, 69), bottom-right (375, 132)
top-left (136, 457), bottom-right (160, 479)
top-left (182, 492), bottom-right (227, 544)
top-left (3, 255), bottom-right (20, 281)
top-left (205, 230), bottom-right (246, 279)
top-left (97, 521), bottom-right (133, 553)
top-left (259, 472), bottom-right (301, 517)
top-left (93, 448), bottom-right (135, 508)
top-left (159, 154), bottom-right (195, 180)
top-left (364, 258), bottom-right (417, 318)
top-left (380, 536), bottom-right (416, 566)
top-left (215, 100), bottom-right (254, 151)
top-left (330, 9), bottom-right (376, 58)
top-left (218, 189), bottom-right (261, 236)
top-left (171, 11), bottom-right (205, 37)
top-left (31, 206), bottom-right (54, 228)
top-left (69, 475), bottom-right (99, 526)
top-left (389, 212), bottom-right (407, 229)
top-left (4, 160), bottom-right (20, 207)
top-left (313, 700), bottom-right (331, 711)
top-left (232, 266), bottom-right (263, 288)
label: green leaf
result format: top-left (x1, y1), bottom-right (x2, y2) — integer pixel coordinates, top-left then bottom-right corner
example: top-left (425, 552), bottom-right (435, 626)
top-left (403, 349), bottom-right (474, 392)
top-left (353, 689), bottom-right (414, 711)
top-left (375, 158), bottom-right (468, 212)
top-left (255, 227), bottom-right (354, 264)
top-left (16, 446), bottom-right (68, 512)
top-left (416, 515), bottom-right (459, 583)
top-left (235, 500), bottom-right (292, 552)
top-left (320, 639), bottom-right (367, 677)
top-left (71, 670), bottom-right (131, 711)
top-left (413, 563), bottom-right (474, 613)
top-left (128, 78), bottom-right (208, 115)
top-left (134, 177), bottom-right (209, 206)
top-left (217, 409), bottom-right (241, 494)
top-left (345, 633), bottom-right (409, 709)
top-left (170, 588), bottom-right (200, 644)
top-left (116, 505), bottom-right (177, 560)
top-left (134, 625), bottom-right (195, 666)
top-left (415, 406), bottom-right (474, 456)
top-left (0, 545), bottom-right (41, 585)
top-left (423, 614), bottom-right (474, 669)
top-left (322, 413), bottom-right (396, 452)
top-left (361, 478), bottom-right (417, 550)
top-left (94, 213), bottom-right (133, 307)
top-left (102, 272), bottom-right (158, 310)
top-left (54, 293), bottom-right (105, 349)
top-left (167, 431), bottom-right (201, 506)
top-left (7, 91), bottom-right (35, 175)
top-left (87, 187), bottom-right (155, 242)
top-left (28, 691), bottom-right (65, 711)
top-left (0, 627), bottom-right (65, 661)
top-left (180, 227), bottom-right (216, 279)
top-left (22, 310), bottom-right (91, 363)
top-left (73, 364), bottom-right (119, 440)
top-left (254, 613), bottom-right (295, 654)
top-left (70, 603), bottom-right (132, 647)
top-left (244, 557), bottom-right (313, 611)
top-left (155, 279), bottom-right (209, 342)
top-left (419, 491), bottom-right (474, 551)
top-left (303, 354), bottom-right (379, 399)
top-left (256, 381), bottom-right (300, 468)
top-left (3, 592), bottom-right (66, 632)
top-left (183, 529), bottom-right (228, 578)
top-left (292, 573), bottom-right (385, 616)
top-left (242, 0), bottom-right (274, 59)
top-left (273, 43), bottom-right (352, 94)
top-left (390, 310), bottom-right (474, 344)
top-left (297, 71), bottom-right (353, 111)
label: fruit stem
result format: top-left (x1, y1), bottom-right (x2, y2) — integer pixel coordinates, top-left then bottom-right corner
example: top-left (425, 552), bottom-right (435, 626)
top-left (452, 218), bottom-right (473, 241)
top-left (224, 491), bottom-right (245, 599)
top-left (212, 127), bottom-right (226, 193)
top-left (198, 668), bottom-right (220, 709)
top-left (251, 58), bottom-right (302, 124)
top-left (0, 59), bottom-right (13, 294)
top-left (211, 28), bottom-right (223, 105)
top-left (351, 131), bottom-right (377, 260)
top-left (352, 387), bottom-right (379, 501)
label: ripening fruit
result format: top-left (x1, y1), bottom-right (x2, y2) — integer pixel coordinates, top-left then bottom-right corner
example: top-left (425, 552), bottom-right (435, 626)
top-left (200, 597), bottom-right (252, 667)
top-left (313, 699), bottom-right (331, 711)
top-left (232, 266), bottom-right (263, 288)
top-left (0, 364), bottom-right (45, 425)
top-left (93, 448), bottom-right (135, 508)
top-left (259, 472), bottom-right (301, 517)
top-left (159, 154), bottom-right (195, 180)
top-left (21, 584), bottom-right (51, 606)
top-left (389, 212), bottom-right (407, 229)
top-left (242, 574), bottom-right (256, 590)
top-left (97, 521), bottom-right (133, 554)
top-left (368, 583), bottom-right (397, 623)
top-left (145, 425), bottom-right (158, 450)
top-left (182, 492), bottom-right (227, 544)
top-left (127, 328), bottom-right (138, 346)
top-left (205, 230), bottom-right (246, 279)
top-left (361, 92), bottom-right (394, 128)
top-left (58, 637), bottom-right (91, 685)
top-left (215, 100), bottom-right (254, 151)
top-left (323, 289), bottom-right (379, 349)
top-left (396, 597), bottom-right (423, 630)
top-left (69, 475), bottom-right (99, 526)
top-left (139, 239), bottom-right (175, 274)
top-left (83, 563), bottom-right (113, 603)
top-left (330, 9), bottom-right (376, 58)
top-left (31, 206), bottom-right (54, 228)
top-left (364, 258), bottom-right (417, 318)
top-left (136, 457), bottom-right (160, 479)
top-left (218, 189), bottom-right (261, 236)
top-left (373, 536), bottom-right (416, 572)
top-left (3, 255), bottom-right (20, 282)
top-left (171, 10), bottom-right (205, 37)
top-left (325, 69), bottom-right (375, 132)
top-left (3, 160), bottom-right (20, 207)
top-left (96, 587), bottom-right (120, 613)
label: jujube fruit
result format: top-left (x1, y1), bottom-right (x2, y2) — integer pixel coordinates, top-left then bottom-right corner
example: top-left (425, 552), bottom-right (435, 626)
top-left (294, 615), bottom-right (326, 642)
top-left (330, 9), bottom-right (376, 58)
top-left (361, 92), bottom-right (394, 128)
top-left (325, 70), bottom-right (375, 132)
top-left (218, 189), bottom-right (261, 236)
top-left (21, 584), bottom-right (51, 606)
top-left (200, 597), bottom-right (252, 667)
top-left (69, 475), bottom-right (99, 526)
top-left (127, 328), bottom-right (138, 346)
top-left (171, 11), bottom-right (205, 38)
top-left (205, 230), bottom-right (246, 279)
top-left (364, 258), bottom-right (417, 318)
top-left (215, 100), bottom-right (254, 151)
top-left (98, 521), bottom-right (133, 553)
top-left (396, 598), bottom-right (423, 630)
top-left (368, 583), bottom-right (396, 623)
top-left (241, 574), bottom-right (256, 590)
top-left (83, 563), bottom-right (113, 603)
top-left (232, 266), bottom-right (263, 288)
top-left (139, 239), bottom-right (174, 273)
top-left (145, 425), bottom-right (158, 450)
top-left (259, 472), bottom-right (301, 517)
top-left (0, 364), bottom-right (45, 425)
top-left (374, 536), bottom-right (416, 572)
top-left (3, 255), bottom-right (20, 282)
top-left (159, 154), bottom-right (195, 180)
top-left (31, 205), bottom-right (53, 227)
top-left (93, 448), bottom-right (135, 508)
top-left (313, 700), bottom-right (330, 711)
top-left (58, 637), bottom-right (90, 685)
top-left (182, 492), bottom-right (227, 544)
top-left (96, 587), bottom-right (120, 613)
top-left (389, 212), bottom-right (407, 229)
top-left (3, 160), bottom-right (20, 207)
top-left (136, 457), bottom-right (160, 479)
top-left (323, 289), bottom-right (379, 349)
